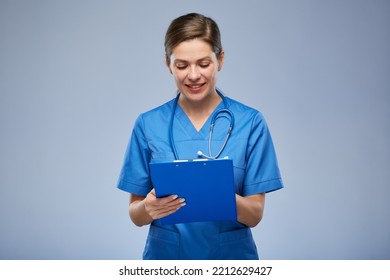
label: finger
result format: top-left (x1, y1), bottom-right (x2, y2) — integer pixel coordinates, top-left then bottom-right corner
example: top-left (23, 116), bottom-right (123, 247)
top-left (150, 202), bottom-right (186, 220)
top-left (150, 194), bottom-right (182, 207)
top-left (159, 197), bottom-right (186, 209)
top-left (147, 198), bottom-right (186, 219)
top-left (147, 197), bottom-right (185, 213)
top-left (148, 187), bottom-right (176, 200)
top-left (157, 194), bottom-right (180, 203)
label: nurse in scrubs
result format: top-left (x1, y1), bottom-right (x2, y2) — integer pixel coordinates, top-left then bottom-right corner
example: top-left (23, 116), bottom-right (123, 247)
top-left (117, 13), bottom-right (283, 259)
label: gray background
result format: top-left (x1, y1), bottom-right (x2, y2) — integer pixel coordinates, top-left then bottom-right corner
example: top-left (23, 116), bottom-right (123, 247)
top-left (1, 0), bottom-right (389, 260)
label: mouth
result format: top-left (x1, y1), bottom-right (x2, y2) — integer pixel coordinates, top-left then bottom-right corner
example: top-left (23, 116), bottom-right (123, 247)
top-left (186, 83), bottom-right (206, 91)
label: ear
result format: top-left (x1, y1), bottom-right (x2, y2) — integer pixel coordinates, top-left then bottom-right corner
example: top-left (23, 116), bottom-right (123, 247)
top-left (217, 50), bottom-right (225, 71)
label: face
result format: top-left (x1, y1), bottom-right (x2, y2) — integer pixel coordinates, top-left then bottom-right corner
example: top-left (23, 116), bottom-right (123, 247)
top-left (167, 38), bottom-right (224, 105)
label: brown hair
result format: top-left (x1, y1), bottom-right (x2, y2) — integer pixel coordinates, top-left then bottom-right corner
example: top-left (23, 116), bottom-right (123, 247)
top-left (164, 13), bottom-right (223, 65)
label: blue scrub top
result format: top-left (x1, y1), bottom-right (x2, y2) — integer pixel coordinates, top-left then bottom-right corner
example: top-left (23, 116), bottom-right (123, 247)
top-left (117, 95), bottom-right (283, 260)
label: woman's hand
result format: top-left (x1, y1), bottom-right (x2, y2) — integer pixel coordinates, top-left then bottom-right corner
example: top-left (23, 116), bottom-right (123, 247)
top-left (129, 189), bottom-right (185, 226)
top-left (144, 189), bottom-right (186, 220)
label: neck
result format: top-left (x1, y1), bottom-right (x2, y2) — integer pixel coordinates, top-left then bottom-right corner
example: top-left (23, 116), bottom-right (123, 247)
top-left (178, 90), bottom-right (222, 131)
top-left (179, 90), bottom-right (221, 114)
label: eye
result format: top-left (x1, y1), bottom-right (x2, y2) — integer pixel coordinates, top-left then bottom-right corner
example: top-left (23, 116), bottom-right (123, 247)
top-left (199, 63), bottom-right (210, 68)
top-left (175, 64), bottom-right (187, 70)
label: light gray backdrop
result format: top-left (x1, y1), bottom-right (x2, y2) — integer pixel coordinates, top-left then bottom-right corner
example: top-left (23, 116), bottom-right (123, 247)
top-left (1, 0), bottom-right (389, 260)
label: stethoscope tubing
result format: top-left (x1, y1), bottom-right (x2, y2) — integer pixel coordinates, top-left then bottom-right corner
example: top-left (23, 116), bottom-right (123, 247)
top-left (169, 89), bottom-right (234, 160)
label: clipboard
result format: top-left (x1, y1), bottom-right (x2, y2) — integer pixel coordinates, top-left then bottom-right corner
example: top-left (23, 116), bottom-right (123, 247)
top-left (149, 159), bottom-right (237, 225)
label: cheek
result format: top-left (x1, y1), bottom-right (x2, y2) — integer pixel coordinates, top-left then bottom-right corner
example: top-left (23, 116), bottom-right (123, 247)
top-left (204, 68), bottom-right (218, 81)
top-left (172, 71), bottom-right (187, 83)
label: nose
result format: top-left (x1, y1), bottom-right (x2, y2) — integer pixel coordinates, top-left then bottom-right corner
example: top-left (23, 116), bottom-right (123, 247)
top-left (187, 65), bottom-right (201, 81)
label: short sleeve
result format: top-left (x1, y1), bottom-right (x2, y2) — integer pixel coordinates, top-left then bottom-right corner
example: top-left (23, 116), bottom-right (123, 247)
top-left (116, 114), bottom-right (152, 196)
top-left (243, 112), bottom-right (283, 196)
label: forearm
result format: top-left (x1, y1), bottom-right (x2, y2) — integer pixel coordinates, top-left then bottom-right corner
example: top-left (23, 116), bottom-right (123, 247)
top-left (129, 197), bottom-right (153, 227)
top-left (236, 193), bottom-right (265, 228)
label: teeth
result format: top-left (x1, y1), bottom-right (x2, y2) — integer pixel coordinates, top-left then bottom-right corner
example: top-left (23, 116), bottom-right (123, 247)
top-left (189, 85), bottom-right (201, 89)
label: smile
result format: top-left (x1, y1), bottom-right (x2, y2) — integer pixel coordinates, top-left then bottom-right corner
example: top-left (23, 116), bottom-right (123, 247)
top-left (186, 83), bottom-right (206, 89)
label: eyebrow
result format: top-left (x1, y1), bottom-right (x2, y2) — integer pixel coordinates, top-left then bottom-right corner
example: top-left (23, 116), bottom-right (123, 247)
top-left (173, 57), bottom-right (212, 63)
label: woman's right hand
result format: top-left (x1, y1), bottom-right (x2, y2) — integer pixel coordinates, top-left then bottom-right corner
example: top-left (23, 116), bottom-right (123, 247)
top-left (144, 188), bottom-right (186, 220)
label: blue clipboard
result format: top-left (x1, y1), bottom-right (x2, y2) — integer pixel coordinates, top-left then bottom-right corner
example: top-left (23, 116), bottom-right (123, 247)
top-left (149, 159), bottom-right (237, 225)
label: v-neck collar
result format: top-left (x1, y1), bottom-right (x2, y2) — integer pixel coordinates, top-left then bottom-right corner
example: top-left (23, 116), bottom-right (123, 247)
top-left (175, 100), bottom-right (224, 139)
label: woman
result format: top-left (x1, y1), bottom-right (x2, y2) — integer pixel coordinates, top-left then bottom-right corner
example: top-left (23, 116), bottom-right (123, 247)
top-left (117, 13), bottom-right (283, 260)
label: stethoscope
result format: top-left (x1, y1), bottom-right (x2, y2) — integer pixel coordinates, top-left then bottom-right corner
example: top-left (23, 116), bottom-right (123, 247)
top-left (169, 89), bottom-right (235, 160)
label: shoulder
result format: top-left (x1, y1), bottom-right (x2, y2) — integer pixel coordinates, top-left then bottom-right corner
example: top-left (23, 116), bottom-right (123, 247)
top-left (135, 98), bottom-right (176, 126)
top-left (141, 98), bottom-right (175, 118)
top-left (224, 95), bottom-right (265, 122)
